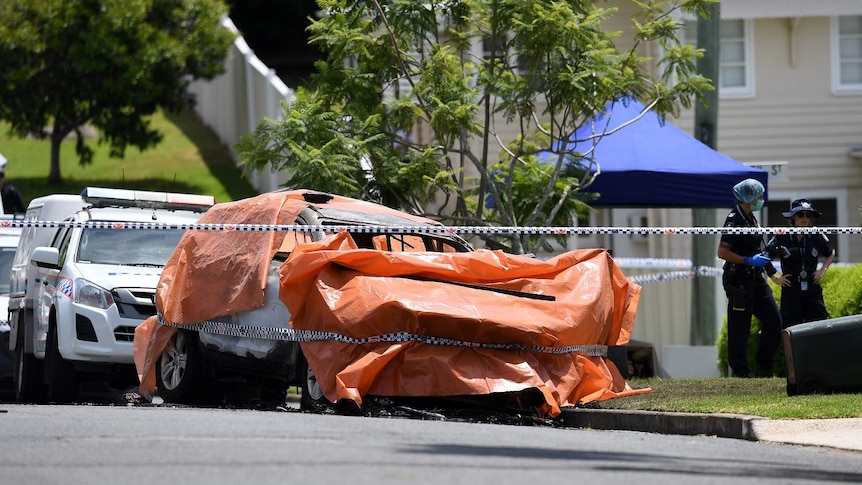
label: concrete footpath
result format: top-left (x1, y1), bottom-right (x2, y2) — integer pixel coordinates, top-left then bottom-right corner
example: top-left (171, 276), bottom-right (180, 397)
top-left (560, 408), bottom-right (862, 454)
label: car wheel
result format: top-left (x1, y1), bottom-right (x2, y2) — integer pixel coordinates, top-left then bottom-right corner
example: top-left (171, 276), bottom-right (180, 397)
top-left (45, 323), bottom-right (78, 404)
top-left (156, 330), bottom-right (207, 404)
top-left (299, 354), bottom-right (332, 412)
top-left (13, 322), bottom-right (46, 403)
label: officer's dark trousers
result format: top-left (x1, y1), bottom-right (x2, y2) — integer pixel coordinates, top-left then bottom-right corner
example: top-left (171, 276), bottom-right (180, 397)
top-left (780, 283), bottom-right (828, 329)
top-left (726, 278), bottom-right (782, 377)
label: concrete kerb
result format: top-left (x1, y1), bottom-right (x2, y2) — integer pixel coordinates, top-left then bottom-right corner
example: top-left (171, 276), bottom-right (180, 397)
top-left (558, 408), bottom-right (762, 440)
top-left (560, 409), bottom-right (862, 453)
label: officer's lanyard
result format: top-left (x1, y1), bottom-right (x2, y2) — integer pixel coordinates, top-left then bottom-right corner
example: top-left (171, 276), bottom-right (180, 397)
top-left (796, 233), bottom-right (810, 290)
top-left (798, 235), bottom-right (806, 265)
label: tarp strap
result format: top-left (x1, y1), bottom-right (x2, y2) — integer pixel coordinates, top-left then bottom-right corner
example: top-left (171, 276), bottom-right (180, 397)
top-left (158, 316), bottom-right (608, 357)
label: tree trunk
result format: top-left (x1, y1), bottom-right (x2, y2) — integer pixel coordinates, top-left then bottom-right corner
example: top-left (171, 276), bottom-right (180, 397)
top-left (48, 134), bottom-right (63, 185)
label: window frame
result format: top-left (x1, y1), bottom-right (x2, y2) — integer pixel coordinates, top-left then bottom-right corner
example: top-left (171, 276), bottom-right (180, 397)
top-left (830, 15), bottom-right (862, 95)
top-left (680, 17), bottom-right (756, 99)
top-left (480, 33), bottom-right (529, 77)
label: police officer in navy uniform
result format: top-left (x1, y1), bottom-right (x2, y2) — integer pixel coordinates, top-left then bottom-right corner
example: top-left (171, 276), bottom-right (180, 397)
top-left (717, 178), bottom-right (783, 378)
top-left (0, 167), bottom-right (25, 215)
top-left (770, 199), bottom-right (835, 329)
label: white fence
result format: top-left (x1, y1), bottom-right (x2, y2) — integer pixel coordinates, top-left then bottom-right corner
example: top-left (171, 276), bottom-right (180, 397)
top-left (618, 258), bottom-right (724, 377)
top-left (187, 16), bottom-right (293, 193)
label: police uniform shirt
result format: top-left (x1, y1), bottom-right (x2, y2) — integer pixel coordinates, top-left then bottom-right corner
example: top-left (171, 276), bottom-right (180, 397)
top-left (0, 183), bottom-right (25, 214)
top-left (720, 204), bottom-right (777, 276)
top-left (774, 232), bottom-right (834, 281)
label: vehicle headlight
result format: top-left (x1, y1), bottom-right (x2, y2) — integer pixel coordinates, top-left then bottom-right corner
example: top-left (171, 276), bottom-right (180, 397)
top-left (75, 279), bottom-right (115, 309)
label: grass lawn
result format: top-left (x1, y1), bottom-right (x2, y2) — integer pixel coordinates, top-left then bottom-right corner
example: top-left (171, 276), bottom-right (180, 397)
top-left (596, 377), bottom-right (862, 420)
top-left (0, 109), bottom-right (260, 206)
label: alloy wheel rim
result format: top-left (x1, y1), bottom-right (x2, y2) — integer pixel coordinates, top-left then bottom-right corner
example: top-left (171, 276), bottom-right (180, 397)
top-left (306, 366), bottom-right (324, 401)
top-left (159, 332), bottom-right (188, 391)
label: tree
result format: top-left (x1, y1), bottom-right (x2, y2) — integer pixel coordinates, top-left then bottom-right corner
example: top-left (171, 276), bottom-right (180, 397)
top-left (0, 0), bottom-right (235, 184)
top-left (237, 0), bottom-right (715, 254)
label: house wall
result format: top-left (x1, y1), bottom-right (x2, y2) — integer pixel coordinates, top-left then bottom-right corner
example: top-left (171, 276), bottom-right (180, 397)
top-left (619, 16), bottom-right (862, 264)
top-left (718, 17), bottom-right (862, 262)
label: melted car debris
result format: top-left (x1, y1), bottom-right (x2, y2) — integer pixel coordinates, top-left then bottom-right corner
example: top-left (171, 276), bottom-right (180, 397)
top-left (359, 396), bottom-right (562, 427)
top-left (89, 384), bottom-right (570, 427)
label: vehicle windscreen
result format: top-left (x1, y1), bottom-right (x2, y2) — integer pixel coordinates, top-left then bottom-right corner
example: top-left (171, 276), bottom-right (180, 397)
top-left (277, 230), bottom-right (471, 254)
top-left (76, 228), bottom-right (187, 266)
top-left (0, 246), bottom-right (16, 294)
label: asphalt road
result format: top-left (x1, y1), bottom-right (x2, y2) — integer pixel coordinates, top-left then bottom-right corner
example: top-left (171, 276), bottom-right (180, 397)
top-left (1, 403), bottom-right (861, 485)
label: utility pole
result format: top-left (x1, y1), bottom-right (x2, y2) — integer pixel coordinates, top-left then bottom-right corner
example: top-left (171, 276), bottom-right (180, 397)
top-left (691, 2), bottom-right (720, 346)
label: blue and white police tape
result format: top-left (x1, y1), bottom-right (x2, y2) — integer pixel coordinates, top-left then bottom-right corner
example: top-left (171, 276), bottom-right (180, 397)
top-left (627, 266), bottom-right (724, 285)
top-left (614, 257), bottom-right (692, 268)
top-left (159, 316), bottom-right (608, 356)
top-left (0, 219), bottom-right (854, 235)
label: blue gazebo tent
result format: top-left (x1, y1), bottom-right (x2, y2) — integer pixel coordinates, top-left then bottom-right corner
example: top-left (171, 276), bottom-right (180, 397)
top-left (555, 99), bottom-right (768, 208)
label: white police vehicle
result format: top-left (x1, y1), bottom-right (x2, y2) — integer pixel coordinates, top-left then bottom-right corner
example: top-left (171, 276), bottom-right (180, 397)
top-left (0, 222), bottom-right (22, 396)
top-left (9, 187), bottom-right (214, 403)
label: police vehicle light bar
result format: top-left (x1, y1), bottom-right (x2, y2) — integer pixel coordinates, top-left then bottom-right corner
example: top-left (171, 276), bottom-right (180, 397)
top-left (81, 187), bottom-right (215, 212)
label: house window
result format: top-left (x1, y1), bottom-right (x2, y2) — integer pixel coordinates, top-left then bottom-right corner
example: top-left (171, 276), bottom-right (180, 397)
top-left (683, 19), bottom-right (755, 98)
top-left (831, 16), bottom-right (862, 94)
top-left (482, 35), bottom-right (530, 75)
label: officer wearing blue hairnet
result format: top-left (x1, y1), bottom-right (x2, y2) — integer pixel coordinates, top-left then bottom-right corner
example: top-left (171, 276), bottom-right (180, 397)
top-left (717, 178), bottom-right (783, 378)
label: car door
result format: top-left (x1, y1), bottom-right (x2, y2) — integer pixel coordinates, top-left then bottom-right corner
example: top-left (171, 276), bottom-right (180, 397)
top-left (33, 225), bottom-right (73, 355)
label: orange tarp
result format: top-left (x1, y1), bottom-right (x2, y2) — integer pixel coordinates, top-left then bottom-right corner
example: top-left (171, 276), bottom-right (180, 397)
top-left (134, 191), bottom-right (454, 397)
top-left (135, 192), bottom-right (308, 395)
top-left (280, 232), bottom-right (646, 417)
top-left (134, 190), bottom-right (649, 417)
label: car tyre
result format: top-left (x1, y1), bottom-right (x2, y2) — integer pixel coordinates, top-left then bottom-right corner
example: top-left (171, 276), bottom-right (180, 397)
top-left (13, 321), bottom-right (46, 403)
top-left (299, 354), bottom-right (332, 412)
top-left (156, 330), bottom-right (208, 404)
top-left (45, 323), bottom-right (78, 404)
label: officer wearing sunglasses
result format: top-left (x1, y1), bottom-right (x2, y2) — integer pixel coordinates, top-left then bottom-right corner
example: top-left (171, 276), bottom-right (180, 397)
top-left (769, 199), bottom-right (836, 329)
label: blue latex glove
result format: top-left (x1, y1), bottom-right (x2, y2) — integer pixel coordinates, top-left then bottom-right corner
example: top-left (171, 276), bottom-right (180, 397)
top-left (744, 254), bottom-right (770, 268)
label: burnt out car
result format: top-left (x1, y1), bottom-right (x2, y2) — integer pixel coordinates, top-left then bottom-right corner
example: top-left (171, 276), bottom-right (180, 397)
top-left (134, 190), bottom-right (644, 416)
top-left (135, 190), bottom-right (474, 408)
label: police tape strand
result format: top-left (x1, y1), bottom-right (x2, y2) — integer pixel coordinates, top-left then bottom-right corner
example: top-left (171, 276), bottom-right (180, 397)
top-left (159, 316), bottom-right (609, 357)
top-left (627, 266), bottom-right (724, 285)
top-left (0, 219), bottom-right (853, 235)
top-left (5, 219), bottom-right (777, 286)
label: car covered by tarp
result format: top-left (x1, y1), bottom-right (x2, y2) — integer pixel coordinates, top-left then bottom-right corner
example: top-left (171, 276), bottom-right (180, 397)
top-left (134, 190), bottom-right (647, 417)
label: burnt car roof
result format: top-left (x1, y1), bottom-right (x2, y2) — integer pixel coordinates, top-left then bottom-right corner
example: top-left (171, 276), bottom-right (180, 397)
top-left (308, 206), bottom-right (436, 227)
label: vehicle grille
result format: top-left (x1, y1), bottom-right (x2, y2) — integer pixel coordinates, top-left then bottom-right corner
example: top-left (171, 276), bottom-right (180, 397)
top-left (111, 288), bottom-right (157, 320)
top-left (113, 325), bottom-right (137, 342)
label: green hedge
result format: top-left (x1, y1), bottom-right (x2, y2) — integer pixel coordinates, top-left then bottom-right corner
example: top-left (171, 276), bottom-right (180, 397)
top-left (717, 264), bottom-right (862, 377)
